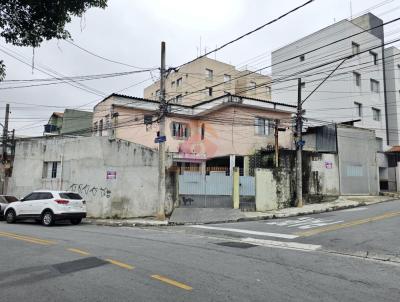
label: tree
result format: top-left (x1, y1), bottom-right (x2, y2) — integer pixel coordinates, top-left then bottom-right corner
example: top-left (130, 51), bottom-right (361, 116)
top-left (0, 0), bottom-right (108, 78)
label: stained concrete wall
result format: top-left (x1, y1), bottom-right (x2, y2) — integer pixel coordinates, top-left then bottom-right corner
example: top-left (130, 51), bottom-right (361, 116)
top-left (7, 136), bottom-right (175, 218)
top-left (255, 168), bottom-right (292, 211)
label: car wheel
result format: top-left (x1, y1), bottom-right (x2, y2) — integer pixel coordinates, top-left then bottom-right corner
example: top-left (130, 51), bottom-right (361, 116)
top-left (5, 210), bottom-right (16, 224)
top-left (70, 218), bottom-right (82, 225)
top-left (41, 211), bottom-right (54, 226)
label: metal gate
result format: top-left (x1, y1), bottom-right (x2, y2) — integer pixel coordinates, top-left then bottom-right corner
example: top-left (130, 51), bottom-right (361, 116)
top-left (178, 170), bottom-right (255, 208)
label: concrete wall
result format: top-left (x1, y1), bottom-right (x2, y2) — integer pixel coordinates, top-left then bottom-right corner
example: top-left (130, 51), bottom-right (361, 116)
top-left (304, 153), bottom-right (340, 197)
top-left (60, 109), bottom-right (93, 136)
top-left (255, 168), bottom-right (292, 211)
top-left (272, 16), bottom-right (388, 148)
top-left (337, 126), bottom-right (379, 195)
top-left (8, 136), bottom-right (175, 218)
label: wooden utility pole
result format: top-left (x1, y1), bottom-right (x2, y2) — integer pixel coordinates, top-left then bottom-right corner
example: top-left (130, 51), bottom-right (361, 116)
top-left (296, 79), bottom-right (303, 207)
top-left (274, 119), bottom-right (279, 168)
top-left (157, 42), bottom-right (166, 220)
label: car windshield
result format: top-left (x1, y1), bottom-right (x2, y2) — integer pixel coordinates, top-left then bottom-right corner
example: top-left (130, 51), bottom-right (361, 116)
top-left (3, 196), bottom-right (18, 203)
top-left (59, 193), bottom-right (83, 200)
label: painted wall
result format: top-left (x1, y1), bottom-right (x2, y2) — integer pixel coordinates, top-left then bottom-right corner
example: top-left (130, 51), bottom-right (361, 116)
top-left (272, 16), bottom-right (388, 148)
top-left (8, 136), bottom-right (175, 218)
top-left (93, 101), bottom-right (294, 159)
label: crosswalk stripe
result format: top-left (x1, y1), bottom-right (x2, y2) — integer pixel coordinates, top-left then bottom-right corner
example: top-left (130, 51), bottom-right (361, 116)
top-left (188, 225), bottom-right (298, 239)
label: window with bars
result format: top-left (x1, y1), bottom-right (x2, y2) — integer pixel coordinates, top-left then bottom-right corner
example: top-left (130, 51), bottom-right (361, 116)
top-left (42, 161), bottom-right (61, 179)
top-left (172, 122), bottom-right (190, 139)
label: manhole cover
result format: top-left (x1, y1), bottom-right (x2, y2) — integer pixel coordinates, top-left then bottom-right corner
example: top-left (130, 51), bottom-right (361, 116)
top-left (216, 241), bottom-right (257, 249)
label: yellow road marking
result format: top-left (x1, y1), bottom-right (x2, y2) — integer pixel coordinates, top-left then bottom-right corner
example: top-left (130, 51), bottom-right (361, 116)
top-left (151, 274), bottom-right (193, 291)
top-left (296, 211), bottom-right (400, 237)
top-left (67, 248), bottom-right (91, 256)
top-left (0, 231), bottom-right (55, 245)
top-left (106, 259), bottom-right (135, 270)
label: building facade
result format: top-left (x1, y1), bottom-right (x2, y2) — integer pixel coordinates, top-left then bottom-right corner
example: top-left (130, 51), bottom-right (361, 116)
top-left (144, 57), bottom-right (272, 106)
top-left (271, 13), bottom-right (388, 149)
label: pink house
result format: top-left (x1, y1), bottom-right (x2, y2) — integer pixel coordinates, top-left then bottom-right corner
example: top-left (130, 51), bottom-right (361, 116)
top-left (93, 93), bottom-right (296, 174)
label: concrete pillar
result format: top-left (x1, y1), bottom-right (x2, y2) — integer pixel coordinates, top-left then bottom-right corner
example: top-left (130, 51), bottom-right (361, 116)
top-left (229, 154), bottom-right (236, 176)
top-left (232, 167), bottom-right (240, 209)
top-left (200, 161), bottom-right (206, 175)
top-left (243, 156), bottom-right (250, 176)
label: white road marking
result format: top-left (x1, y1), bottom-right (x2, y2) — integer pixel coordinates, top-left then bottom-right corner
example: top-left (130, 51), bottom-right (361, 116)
top-left (241, 237), bottom-right (321, 251)
top-left (188, 225), bottom-right (298, 239)
top-left (266, 217), bottom-right (343, 230)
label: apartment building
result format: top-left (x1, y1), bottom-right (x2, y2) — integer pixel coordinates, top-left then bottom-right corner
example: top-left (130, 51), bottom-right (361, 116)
top-left (144, 57), bottom-right (271, 106)
top-left (384, 46), bottom-right (400, 145)
top-left (271, 13), bottom-right (388, 149)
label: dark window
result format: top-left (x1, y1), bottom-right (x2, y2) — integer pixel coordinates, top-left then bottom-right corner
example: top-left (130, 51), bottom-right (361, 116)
top-left (201, 124), bottom-right (205, 140)
top-left (51, 162), bottom-right (58, 178)
top-left (99, 119), bottom-right (103, 136)
top-left (208, 87), bottom-right (213, 97)
top-left (301, 82), bottom-right (305, 88)
top-left (38, 192), bottom-right (53, 200)
top-left (353, 72), bottom-right (361, 87)
top-left (300, 54), bottom-right (305, 61)
top-left (144, 115), bottom-right (153, 125)
top-left (59, 193), bottom-right (82, 200)
top-left (22, 193), bottom-right (40, 201)
top-left (354, 102), bottom-right (362, 117)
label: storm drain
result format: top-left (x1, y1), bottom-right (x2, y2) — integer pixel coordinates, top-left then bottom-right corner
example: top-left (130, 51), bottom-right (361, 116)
top-left (215, 241), bottom-right (257, 249)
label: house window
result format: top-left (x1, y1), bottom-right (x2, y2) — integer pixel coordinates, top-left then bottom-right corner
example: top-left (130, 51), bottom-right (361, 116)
top-left (171, 81), bottom-right (175, 89)
top-left (266, 86), bottom-right (271, 96)
top-left (93, 122), bottom-right (98, 135)
top-left (250, 81), bottom-right (257, 90)
top-left (354, 102), bottom-right (362, 117)
top-left (176, 78), bottom-right (182, 87)
top-left (224, 74), bottom-right (231, 82)
top-left (299, 54), bottom-right (305, 61)
top-left (172, 122), bottom-right (189, 139)
top-left (370, 79), bottom-right (380, 93)
top-left (144, 114), bottom-right (153, 125)
top-left (42, 161), bottom-right (61, 179)
top-left (175, 94), bottom-right (183, 103)
top-left (155, 89), bottom-right (160, 97)
top-left (254, 117), bottom-right (272, 136)
top-left (205, 69), bottom-right (213, 80)
top-left (207, 87), bottom-right (213, 97)
top-left (370, 51), bottom-right (378, 65)
top-left (353, 72), bottom-right (361, 87)
top-left (201, 124), bottom-right (205, 140)
top-left (99, 119), bottom-right (103, 136)
top-left (372, 108), bottom-right (381, 121)
top-left (301, 82), bottom-right (306, 88)
top-left (352, 42), bottom-right (360, 55)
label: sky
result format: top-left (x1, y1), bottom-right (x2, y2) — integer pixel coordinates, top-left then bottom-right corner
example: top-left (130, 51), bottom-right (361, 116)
top-left (0, 0), bottom-right (399, 136)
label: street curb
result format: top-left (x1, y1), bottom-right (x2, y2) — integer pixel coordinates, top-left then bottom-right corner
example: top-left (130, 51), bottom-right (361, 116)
top-left (83, 198), bottom-right (398, 227)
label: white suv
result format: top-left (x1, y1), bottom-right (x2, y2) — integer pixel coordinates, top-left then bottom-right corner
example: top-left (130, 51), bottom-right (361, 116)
top-left (4, 190), bottom-right (87, 226)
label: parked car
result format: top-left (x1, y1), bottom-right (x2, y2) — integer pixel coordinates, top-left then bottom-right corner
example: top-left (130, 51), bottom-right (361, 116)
top-left (4, 190), bottom-right (86, 226)
top-left (0, 195), bottom-right (19, 219)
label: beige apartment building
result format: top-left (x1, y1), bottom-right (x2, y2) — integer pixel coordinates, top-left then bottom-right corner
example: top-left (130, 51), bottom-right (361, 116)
top-left (144, 57), bottom-right (272, 106)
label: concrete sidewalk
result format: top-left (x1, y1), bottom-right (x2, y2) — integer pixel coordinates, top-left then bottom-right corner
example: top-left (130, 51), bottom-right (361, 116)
top-left (85, 195), bottom-right (398, 227)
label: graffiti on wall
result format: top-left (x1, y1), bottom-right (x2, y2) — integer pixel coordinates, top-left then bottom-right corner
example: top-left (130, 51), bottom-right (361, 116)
top-left (68, 183), bottom-right (111, 198)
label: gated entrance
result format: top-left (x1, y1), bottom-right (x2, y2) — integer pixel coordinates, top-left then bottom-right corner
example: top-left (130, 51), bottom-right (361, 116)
top-left (178, 167), bottom-right (255, 208)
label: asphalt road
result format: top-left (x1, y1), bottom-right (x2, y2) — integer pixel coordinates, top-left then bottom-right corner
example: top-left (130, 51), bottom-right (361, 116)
top-left (0, 200), bottom-right (400, 302)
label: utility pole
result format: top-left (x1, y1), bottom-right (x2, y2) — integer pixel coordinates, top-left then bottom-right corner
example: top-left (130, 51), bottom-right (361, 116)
top-left (296, 79), bottom-right (303, 207)
top-left (157, 42), bottom-right (166, 220)
top-left (2, 103), bottom-right (9, 164)
top-left (274, 119), bottom-right (279, 168)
